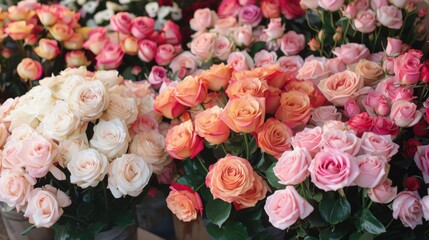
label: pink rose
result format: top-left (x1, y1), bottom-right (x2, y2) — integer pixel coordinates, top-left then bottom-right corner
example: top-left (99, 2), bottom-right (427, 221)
top-left (213, 17), bottom-right (238, 35)
top-left (363, 91), bottom-right (390, 116)
top-left (291, 126), bottom-right (322, 156)
top-left (217, 0), bottom-right (241, 18)
top-left (160, 20), bottom-right (182, 45)
top-left (238, 5), bottom-right (262, 27)
top-left (342, 3), bottom-right (357, 18)
top-left (318, 70), bottom-right (364, 106)
top-left (214, 36), bottom-right (233, 60)
top-left (169, 51), bottom-right (200, 77)
top-left (227, 51), bottom-right (254, 71)
top-left (311, 106), bottom-right (342, 127)
top-left (360, 132), bottom-right (399, 158)
top-left (191, 32), bottom-right (216, 60)
top-left (392, 191), bottom-right (423, 229)
top-left (296, 59), bottom-right (330, 85)
top-left (280, 31), bottom-right (305, 56)
top-left (274, 148), bottom-right (311, 185)
top-left (321, 130), bottom-right (361, 156)
top-left (83, 32), bottom-right (109, 55)
top-left (376, 6), bottom-right (403, 29)
top-left (239, 0), bottom-right (257, 5)
top-left (332, 43), bottom-right (370, 65)
top-left (233, 25), bottom-right (254, 47)
top-left (326, 58), bottom-right (346, 74)
top-left (382, 57), bottom-right (396, 74)
top-left (96, 44), bottom-right (125, 70)
top-left (148, 66), bottom-right (169, 88)
top-left (355, 154), bottom-right (387, 188)
top-left (390, 0), bottom-right (410, 8)
top-left (323, 120), bottom-right (349, 132)
top-left (414, 145), bottom-right (429, 183)
top-left (390, 100), bottom-right (423, 127)
top-left (318, 0), bottom-right (345, 11)
top-left (130, 17), bottom-right (155, 39)
top-left (371, 116), bottom-right (399, 137)
top-left (370, 0), bottom-right (388, 9)
top-left (368, 178), bottom-right (397, 203)
top-left (344, 100), bottom-right (361, 118)
top-left (421, 195), bottom-right (429, 221)
top-left (155, 44), bottom-right (176, 66)
top-left (264, 18), bottom-right (285, 40)
top-left (354, 9), bottom-right (376, 33)
top-left (190, 8), bottom-right (217, 32)
top-left (138, 39), bottom-right (157, 62)
top-left (309, 150), bottom-right (359, 191)
top-left (393, 52), bottom-right (423, 85)
top-left (386, 37), bottom-right (402, 56)
top-left (110, 12), bottom-right (132, 34)
top-left (254, 50), bottom-right (277, 67)
top-left (0, 168), bottom-right (35, 211)
top-left (264, 186), bottom-right (314, 230)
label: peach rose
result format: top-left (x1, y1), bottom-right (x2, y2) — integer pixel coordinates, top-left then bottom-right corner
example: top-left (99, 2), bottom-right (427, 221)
top-left (226, 77), bottom-right (268, 98)
top-left (120, 35), bottom-right (138, 55)
top-left (16, 58), bottom-right (43, 81)
top-left (392, 191), bottom-right (423, 229)
top-left (0, 123), bottom-right (8, 148)
top-left (321, 130), bottom-right (361, 156)
top-left (165, 120), bottom-right (204, 160)
top-left (154, 87), bottom-right (187, 119)
top-left (205, 154), bottom-right (255, 203)
top-left (37, 7), bottom-right (57, 26)
top-left (67, 148), bottom-right (108, 188)
top-left (295, 60), bottom-right (330, 85)
top-left (390, 100), bottom-right (423, 127)
top-left (261, 0), bottom-right (281, 18)
top-left (355, 59), bottom-right (384, 86)
top-left (311, 106), bottom-right (342, 127)
top-left (191, 32), bottom-right (216, 60)
top-left (368, 178), bottom-right (397, 203)
top-left (332, 43), bottom-right (370, 65)
top-left (0, 168), bottom-right (35, 211)
top-left (90, 118), bottom-right (130, 160)
top-left (166, 184), bottom-right (203, 222)
top-left (5, 21), bottom-right (33, 40)
top-left (220, 94), bottom-right (265, 133)
top-left (34, 39), bottom-right (61, 60)
top-left (360, 132), bottom-right (399, 159)
top-left (256, 118), bottom-right (294, 159)
top-left (275, 90), bottom-right (312, 128)
top-left (213, 17), bottom-right (238, 35)
top-left (234, 172), bottom-right (268, 209)
top-left (63, 33), bottom-right (84, 50)
top-left (318, 70), bottom-right (364, 106)
top-left (200, 63), bottom-right (233, 91)
top-left (355, 154), bottom-right (387, 188)
top-left (173, 75), bottom-right (208, 108)
top-left (49, 23), bottom-right (73, 41)
top-left (280, 31), bottom-right (305, 56)
top-left (264, 186), bottom-right (314, 230)
top-left (291, 126), bottom-right (323, 156)
top-left (274, 147), bottom-right (311, 185)
top-left (83, 32), bottom-right (109, 55)
top-left (190, 8), bottom-right (217, 31)
top-left (194, 106), bottom-right (230, 145)
top-left (65, 51), bottom-right (91, 67)
top-left (130, 17), bottom-right (155, 39)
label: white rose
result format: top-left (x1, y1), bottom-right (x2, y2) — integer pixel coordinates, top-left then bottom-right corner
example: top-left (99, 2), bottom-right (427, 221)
top-left (108, 154), bottom-right (152, 198)
top-left (68, 79), bottom-right (109, 122)
top-left (136, 94), bottom-right (162, 122)
top-left (67, 149), bottom-right (109, 188)
top-left (0, 123), bottom-right (9, 148)
top-left (102, 93), bottom-right (138, 125)
top-left (129, 130), bottom-right (172, 174)
top-left (60, 66), bottom-right (87, 77)
top-left (145, 2), bottom-right (159, 18)
top-left (58, 134), bottom-right (89, 167)
top-left (90, 118), bottom-right (130, 160)
top-left (93, 70), bottom-right (123, 89)
top-left (0, 168), bottom-right (35, 211)
top-left (56, 75), bottom-right (85, 101)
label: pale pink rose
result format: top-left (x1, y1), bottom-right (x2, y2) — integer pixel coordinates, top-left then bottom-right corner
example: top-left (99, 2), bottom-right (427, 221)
top-left (110, 12), bottom-right (132, 35)
top-left (318, 0), bottom-right (345, 11)
top-left (264, 186), bottom-right (314, 230)
top-left (360, 132), bottom-right (399, 158)
top-left (363, 91), bottom-right (390, 116)
top-left (274, 148), bottom-right (311, 185)
top-left (422, 196), bottom-right (429, 221)
top-left (190, 8), bottom-right (217, 32)
top-left (376, 6), bottom-right (403, 29)
top-left (57, 135), bottom-right (89, 167)
top-left (344, 100), bottom-right (361, 118)
top-left (323, 120), bottom-right (349, 132)
top-left (386, 37), bottom-right (402, 56)
top-left (390, 0), bottom-right (410, 8)
top-left (355, 154), bottom-right (387, 188)
top-left (191, 32), bottom-right (216, 60)
top-left (227, 51), bottom-right (254, 71)
top-left (148, 66), bottom-right (169, 88)
top-left (309, 150), bottom-right (359, 191)
top-left (391, 87), bottom-right (414, 103)
top-left (130, 17), bottom-right (155, 39)
top-left (280, 31), bottom-right (305, 56)
top-left (321, 130), bottom-right (361, 156)
top-left (213, 17), bottom-right (238, 35)
top-left (67, 149), bottom-right (109, 188)
top-left (138, 39), bottom-right (157, 62)
top-left (214, 36), bottom-right (233, 61)
top-left (392, 191), bottom-right (423, 229)
top-left (342, 3), bottom-right (357, 18)
top-left (90, 119), bottom-right (131, 160)
top-left (367, 52), bottom-right (386, 64)
top-left (326, 58), bottom-right (346, 74)
top-left (0, 123), bottom-right (9, 148)
top-left (254, 50), bottom-right (278, 67)
top-left (296, 59), bottom-right (330, 85)
top-left (332, 43), bottom-right (370, 65)
top-left (311, 106), bottom-right (342, 127)
top-left (382, 57), bottom-right (396, 74)
top-left (354, 9), bottom-right (376, 33)
top-left (375, 76), bottom-right (401, 101)
top-left (370, 0), bottom-right (388, 9)
top-left (301, 0), bottom-right (319, 9)
top-left (414, 145), bottom-right (429, 183)
top-left (131, 114), bottom-right (159, 135)
top-left (264, 18), bottom-right (285, 40)
top-left (318, 70), bottom-right (364, 106)
top-left (291, 126), bottom-right (322, 156)
top-left (24, 185), bottom-right (71, 228)
top-left (0, 168), bottom-right (35, 211)
top-left (277, 56), bottom-right (304, 81)
top-left (169, 51), bottom-right (200, 77)
top-left (390, 100), bottom-right (423, 127)
top-left (393, 52), bottom-right (423, 85)
top-left (96, 44), bottom-right (125, 70)
top-left (155, 44), bottom-right (176, 66)
top-left (217, 0), bottom-right (241, 18)
top-left (233, 25), bottom-right (254, 47)
top-left (238, 5), bottom-right (262, 27)
top-left (368, 178), bottom-right (397, 203)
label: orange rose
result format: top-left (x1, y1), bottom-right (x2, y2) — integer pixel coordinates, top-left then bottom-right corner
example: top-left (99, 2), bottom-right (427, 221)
top-left (63, 33), bottom-right (84, 50)
top-left (65, 51), bottom-right (90, 67)
top-left (220, 94), bottom-right (265, 133)
top-left (199, 63), bottom-right (233, 91)
top-left (5, 21), bottom-right (33, 40)
top-left (234, 172), bottom-right (268, 210)
top-left (256, 118), bottom-right (294, 159)
top-left (284, 79), bottom-right (327, 108)
top-left (36, 7), bottom-right (57, 26)
top-left (275, 90), bottom-right (312, 128)
top-left (164, 120), bottom-right (204, 160)
top-left (173, 76), bottom-right (208, 107)
top-left (16, 58), bottom-right (43, 81)
top-left (205, 154), bottom-right (255, 203)
top-left (120, 35), bottom-right (138, 55)
top-left (195, 106), bottom-right (230, 144)
top-left (261, 0), bottom-right (281, 18)
top-left (34, 39), bottom-right (60, 60)
top-left (154, 87), bottom-right (187, 119)
top-left (265, 86), bottom-right (281, 115)
top-left (49, 23), bottom-right (73, 41)
top-left (256, 64), bottom-right (289, 89)
top-left (202, 92), bottom-right (228, 109)
top-left (225, 77), bottom-right (268, 98)
top-left (8, 6), bottom-right (32, 21)
top-left (232, 69), bottom-right (260, 82)
top-left (317, 70), bottom-right (364, 106)
top-left (166, 184), bottom-right (203, 222)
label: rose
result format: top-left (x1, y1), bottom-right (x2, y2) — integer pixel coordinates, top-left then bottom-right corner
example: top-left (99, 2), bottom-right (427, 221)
top-left (129, 113), bottom-right (159, 135)
top-left (405, 176), bottom-right (420, 191)
top-left (155, 44), bottom-right (177, 66)
top-left (326, 58), bottom-right (346, 74)
top-left (301, 0), bottom-right (319, 9)
top-left (264, 186), bottom-right (314, 230)
top-left (371, 116), bottom-right (399, 137)
top-left (190, 32), bottom-right (216, 60)
top-left (280, 31), bottom-right (305, 56)
top-left (324, 120), bottom-right (356, 132)
top-left (190, 8), bottom-right (217, 31)
top-left (5, 21), bottom-right (33, 41)
top-left (214, 36), bottom-right (233, 61)
top-left (57, 135), bottom-right (89, 167)
top-left (96, 44), bottom-right (125, 70)
top-left (360, 132), bottom-right (399, 159)
top-left (194, 106), bottom-right (230, 145)
top-left (309, 150), bottom-right (359, 191)
top-left (318, 0), bottom-right (345, 11)
top-left (24, 185), bottom-right (70, 228)
top-left (119, 35), bottom-right (138, 55)
top-left (205, 154), bottom-right (255, 203)
top-left (274, 147), bottom-right (311, 185)
top-left (280, 0), bottom-right (305, 19)
top-left (390, 100), bottom-right (423, 127)
top-left (263, 18), bottom-right (284, 41)
top-left (63, 33), bottom-right (84, 50)
top-left (392, 191), bottom-right (423, 229)
top-left (169, 51), bottom-right (200, 77)
top-left (67, 149), bottom-right (108, 188)
top-left (217, 0), bottom-right (241, 18)
top-left (402, 138), bottom-right (421, 159)
top-left (227, 51), bottom-right (254, 71)
top-left (213, 17), bottom-right (238, 35)
top-left (261, 0), bottom-right (281, 18)
top-left (94, 70), bottom-right (122, 89)
top-left (422, 196), bottom-right (429, 221)
top-left (173, 75), bottom-right (208, 107)
top-left (34, 39), bottom-right (60, 60)
top-left (108, 154), bottom-right (153, 198)
top-left (220, 94), bottom-right (265, 133)
top-left (138, 39), bottom-right (157, 62)
top-left (311, 106), bottom-right (342, 127)
top-left (354, 9), bottom-right (376, 33)
top-left (277, 56), bottom-right (303, 82)
top-left (377, 6), bottom-right (403, 29)
top-left (68, 79), bottom-right (109, 121)
top-left (83, 32), bottom-right (109, 55)
top-left (166, 184), bottom-right (203, 222)
top-left (332, 43), bottom-right (370, 65)
top-left (110, 12), bottom-right (132, 34)
top-left (165, 120), bottom-right (204, 160)
top-left (254, 50), bottom-right (278, 67)
top-left (238, 5), bottom-right (262, 26)
top-left (48, 23), bottom-right (73, 42)
top-left (154, 87), bottom-right (187, 119)
top-left (16, 58), bottom-right (43, 81)
top-left (65, 51), bottom-right (91, 67)
top-left (103, 94), bottom-right (138, 126)
top-left (386, 37), bottom-right (402, 56)
top-left (0, 124), bottom-right (8, 148)
top-left (354, 154), bottom-right (387, 188)
top-left (233, 25), bottom-right (254, 47)
top-left (37, 7), bottom-right (57, 26)
top-left (344, 100), bottom-right (361, 118)
top-left (255, 118), bottom-right (293, 158)
top-left (148, 66), bottom-right (169, 88)
top-left (234, 172), bottom-right (268, 209)
top-left (130, 17), bottom-right (155, 39)
top-left (226, 77), bottom-right (268, 98)
top-left (321, 130), bottom-right (361, 156)
top-left (390, 0), bottom-right (410, 8)
top-left (296, 60), bottom-right (330, 85)
top-left (363, 91), bottom-right (390, 116)
top-left (413, 118), bottom-right (429, 137)
top-left (355, 59), bottom-right (384, 86)
top-left (414, 145), bottom-right (429, 183)
top-left (275, 91), bottom-right (312, 128)
top-left (291, 126), bottom-right (323, 156)
top-left (90, 118), bottom-right (130, 160)
top-left (159, 20), bottom-right (182, 45)
top-left (394, 52), bottom-right (423, 85)
top-left (0, 168), bottom-right (35, 211)
top-left (368, 179), bottom-right (397, 203)
top-left (318, 70), bottom-right (364, 106)
top-left (199, 63), bottom-right (233, 91)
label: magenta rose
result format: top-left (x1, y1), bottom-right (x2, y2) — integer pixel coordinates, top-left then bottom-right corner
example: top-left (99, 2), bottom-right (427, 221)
top-left (371, 116), bottom-right (399, 137)
top-left (332, 43), bottom-right (370, 65)
top-left (355, 154), bottom-right (387, 188)
top-left (360, 132), bottom-right (399, 159)
top-left (238, 5), bottom-right (262, 26)
top-left (392, 191), bottom-right (423, 229)
top-left (274, 148), bottom-right (311, 185)
top-left (280, 31), bottom-right (305, 56)
top-left (390, 100), bottom-right (423, 127)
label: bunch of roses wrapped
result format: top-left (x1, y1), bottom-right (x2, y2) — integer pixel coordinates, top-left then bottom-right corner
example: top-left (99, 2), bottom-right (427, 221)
top-left (0, 67), bottom-right (173, 237)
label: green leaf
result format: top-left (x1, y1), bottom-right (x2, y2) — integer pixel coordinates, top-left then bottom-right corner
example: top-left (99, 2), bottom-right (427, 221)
top-left (206, 222), bottom-right (223, 239)
top-left (224, 222), bottom-right (247, 240)
top-left (114, 210), bottom-right (135, 228)
top-left (319, 197), bottom-right (351, 224)
top-left (200, 187), bottom-right (213, 202)
top-left (77, 202), bottom-right (95, 218)
top-left (354, 209), bottom-right (386, 234)
top-left (88, 221), bottom-right (105, 234)
top-left (349, 232), bottom-right (374, 240)
top-left (304, 237), bottom-right (319, 240)
top-left (319, 227), bottom-right (349, 240)
top-left (249, 41), bottom-right (266, 57)
top-left (311, 192), bottom-right (323, 202)
top-left (206, 199), bottom-right (231, 227)
top-left (20, 225), bottom-right (35, 236)
top-left (265, 162), bottom-right (285, 190)
top-left (306, 211), bottom-right (329, 228)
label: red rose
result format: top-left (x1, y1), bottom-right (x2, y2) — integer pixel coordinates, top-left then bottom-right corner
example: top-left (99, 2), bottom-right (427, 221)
top-left (404, 176), bottom-right (420, 191)
top-left (348, 112), bottom-right (372, 137)
top-left (412, 118), bottom-right (429, 137)
top-left (402, 139), bottom-right (422, 159)
top-left (279, 0), bottom-right (305, 19)
top-left (158, 0), bottom-right (173, 6)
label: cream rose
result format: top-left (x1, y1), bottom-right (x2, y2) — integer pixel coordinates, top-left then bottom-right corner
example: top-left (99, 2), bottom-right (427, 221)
top-left (93, 70), bottom-right (123, 89)
top-left (57, 134), bottom-right (89, 167)
top-left (67, 149), bottom-right (109, 188)
top-left (102, 93), bottom-right (138, 126)
top-left (354, 59), bottom-right (384, 86)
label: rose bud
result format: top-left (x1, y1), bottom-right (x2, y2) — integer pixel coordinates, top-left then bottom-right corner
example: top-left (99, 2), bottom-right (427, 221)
top-left (17, 58), bottom-right (43, 81)
top-left (402, 138), bottom-right (422, 159)
top-left (404, 176), bottom-right (421, 191)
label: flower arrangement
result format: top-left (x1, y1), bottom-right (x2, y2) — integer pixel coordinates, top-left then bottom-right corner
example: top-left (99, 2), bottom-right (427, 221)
top-left (0, 67), bottom-right (173, 238)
